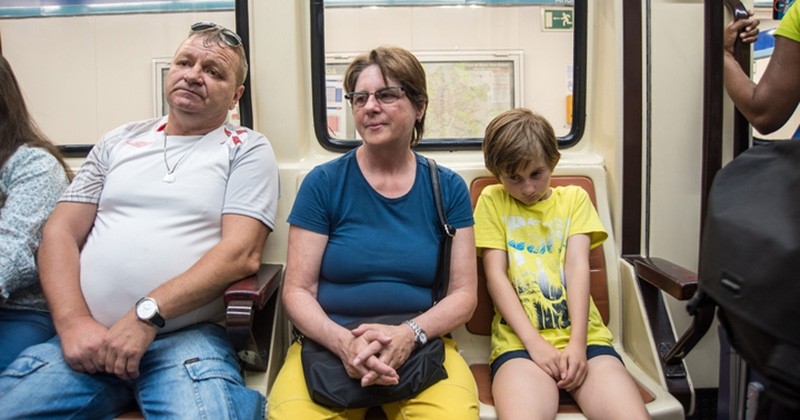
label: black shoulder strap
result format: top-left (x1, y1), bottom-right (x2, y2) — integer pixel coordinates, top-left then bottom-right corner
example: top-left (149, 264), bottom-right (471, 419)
top-left (427, 158), bottom-right (455, 304)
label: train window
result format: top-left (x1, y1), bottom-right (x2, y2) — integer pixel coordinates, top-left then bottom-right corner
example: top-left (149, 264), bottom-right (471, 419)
top-left (311, 0), bottom-right (586, 151)
top-left (0, 1), bottom-right (238, 157)
top-left (0, 1), bottom-right (232, 18)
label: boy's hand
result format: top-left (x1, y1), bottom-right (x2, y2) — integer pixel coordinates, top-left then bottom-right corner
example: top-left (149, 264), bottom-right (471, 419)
top-left (527, 341), bottom-right (562, 381)
top-left (557, 343), bottom-right (587, 391)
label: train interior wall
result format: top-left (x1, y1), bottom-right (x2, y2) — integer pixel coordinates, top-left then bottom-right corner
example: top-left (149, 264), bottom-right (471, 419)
top-left (0, 0), bottom-right (770, 397)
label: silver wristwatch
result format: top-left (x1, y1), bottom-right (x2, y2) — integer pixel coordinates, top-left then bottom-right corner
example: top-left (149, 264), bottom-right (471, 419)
top-left (403, 319), bottom-right (427, 347)
top-left (135, 297), bottom-right (165, 328)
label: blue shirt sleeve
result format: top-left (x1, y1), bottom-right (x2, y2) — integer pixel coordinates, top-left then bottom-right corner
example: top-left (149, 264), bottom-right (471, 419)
top-left (287, 163), bottom-right (335, 235)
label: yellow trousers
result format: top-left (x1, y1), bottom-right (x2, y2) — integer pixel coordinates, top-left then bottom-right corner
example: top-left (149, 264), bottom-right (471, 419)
top-left (268, 337), bottom-right (479, 419)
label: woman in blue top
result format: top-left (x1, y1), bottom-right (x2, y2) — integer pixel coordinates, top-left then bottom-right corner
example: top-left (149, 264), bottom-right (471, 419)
top-left (269, 46), bottom-right (479, 419)
top-left (0, 56), bottom-right (71, 371)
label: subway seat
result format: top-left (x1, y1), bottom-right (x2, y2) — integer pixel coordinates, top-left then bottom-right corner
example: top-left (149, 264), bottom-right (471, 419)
top-left (449, 174), bottom-right (687, 419)
top-left (258, 168), bottom-right (689, 419)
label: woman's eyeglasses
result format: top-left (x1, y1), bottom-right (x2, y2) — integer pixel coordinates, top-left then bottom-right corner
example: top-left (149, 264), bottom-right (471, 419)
top-left (345, 86), bottom-right (406, 109)
top-left (191, 21), bottom-right (242, 48)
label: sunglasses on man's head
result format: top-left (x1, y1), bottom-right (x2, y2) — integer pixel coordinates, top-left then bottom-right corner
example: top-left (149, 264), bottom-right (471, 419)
top-left (191, 21), bottom-right (242, 48)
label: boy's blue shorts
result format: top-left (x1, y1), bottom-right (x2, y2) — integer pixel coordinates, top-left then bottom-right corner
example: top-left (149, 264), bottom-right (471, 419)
top-left (490, 344), bottom-right (623, 380)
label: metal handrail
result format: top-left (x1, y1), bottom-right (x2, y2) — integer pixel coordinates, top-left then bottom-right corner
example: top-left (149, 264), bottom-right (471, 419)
top-left (665, 0), bottom-right (751, 367)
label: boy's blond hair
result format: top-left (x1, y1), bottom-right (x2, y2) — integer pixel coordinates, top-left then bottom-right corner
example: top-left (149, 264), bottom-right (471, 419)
top-left (483, 108), bottom-right (560, 177)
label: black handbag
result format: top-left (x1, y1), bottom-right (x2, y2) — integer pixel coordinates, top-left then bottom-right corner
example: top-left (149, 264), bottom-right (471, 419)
top-left (300, 158), bottom-right (456, 409)
top-left (301, 314), bottom-right (447, 408)
top-left (699, 141), bottom-right (800, 409)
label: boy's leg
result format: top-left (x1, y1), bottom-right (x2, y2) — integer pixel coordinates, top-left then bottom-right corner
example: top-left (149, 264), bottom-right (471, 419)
top-left (491, 351), bottom-right (559, 420)
top-left (571, 355), bottom-right (649, 420)
top-left (135, 323), bottom-right (266, 419)
top-left (383, 338), bottom-right (479, 420)
top-left (0, 337), bottom-right (134, 418)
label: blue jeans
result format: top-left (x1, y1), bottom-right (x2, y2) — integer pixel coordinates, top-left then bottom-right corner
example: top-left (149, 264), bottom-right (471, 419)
top-left (0, 323), bottom-right (266, 419)
top-left (0, 309), bottom-right (56, 372)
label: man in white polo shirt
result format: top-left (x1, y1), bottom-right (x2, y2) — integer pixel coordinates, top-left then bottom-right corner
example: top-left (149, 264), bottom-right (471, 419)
top-left (0, 22), bottom-right (279, 419)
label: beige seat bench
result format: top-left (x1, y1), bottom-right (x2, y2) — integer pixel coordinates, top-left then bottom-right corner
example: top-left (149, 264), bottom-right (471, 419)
top-left (452, 175), bottom-right (686, 419)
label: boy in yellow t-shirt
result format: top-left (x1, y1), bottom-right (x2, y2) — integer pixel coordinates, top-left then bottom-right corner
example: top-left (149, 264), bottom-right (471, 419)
top-left (474, 108), bottom-right (648, 419)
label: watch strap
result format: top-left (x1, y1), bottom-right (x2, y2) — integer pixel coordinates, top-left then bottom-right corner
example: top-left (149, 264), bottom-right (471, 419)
top-left (403, 319), bottom-right (427, 347)
top-left (136, 297), bottom-right (166, 328)
top-left (149, 312), bottom-right (166, 328)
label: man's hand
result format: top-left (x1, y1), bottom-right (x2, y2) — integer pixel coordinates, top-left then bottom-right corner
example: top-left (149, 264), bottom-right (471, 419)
top-left (59, 316), bottom-right (109, 374)
top-left (97, 311), bottom-right (158, 380)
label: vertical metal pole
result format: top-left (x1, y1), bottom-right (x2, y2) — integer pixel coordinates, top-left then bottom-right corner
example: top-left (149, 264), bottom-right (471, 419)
top-left (235, 0), bottom-right (253, 129)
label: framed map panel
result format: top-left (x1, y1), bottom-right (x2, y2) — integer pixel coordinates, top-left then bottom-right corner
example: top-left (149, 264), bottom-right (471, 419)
top-left (325, 50), bottom-right (522, 142)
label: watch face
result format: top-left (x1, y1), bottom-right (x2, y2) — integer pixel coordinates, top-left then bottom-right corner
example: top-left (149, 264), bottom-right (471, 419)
top-left (137, 299), bottom-right (157, 319)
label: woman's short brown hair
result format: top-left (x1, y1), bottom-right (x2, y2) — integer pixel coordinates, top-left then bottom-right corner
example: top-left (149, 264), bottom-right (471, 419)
top-left (343, 46), bottom-right (429, 146)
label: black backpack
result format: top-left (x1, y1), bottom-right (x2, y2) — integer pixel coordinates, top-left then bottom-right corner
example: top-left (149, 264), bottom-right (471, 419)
top-left (698, 141), bottom-right (800, 410)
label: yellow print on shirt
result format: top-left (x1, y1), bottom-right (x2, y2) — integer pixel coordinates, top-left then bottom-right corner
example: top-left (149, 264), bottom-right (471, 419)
top-left (507, 216), bottom-right (571, 330)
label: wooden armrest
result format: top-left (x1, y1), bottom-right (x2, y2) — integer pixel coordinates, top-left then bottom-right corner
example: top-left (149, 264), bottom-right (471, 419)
top-left (627, 255), bottom-right (725, 413)
top-left (225, 263), bottom-right (283, 372)
top-left (624, 255), bottom-right (695, 413)
top-left (224, 263), bottom-right (282, 309)
top-left (626, 256), bottom-right (697, 300)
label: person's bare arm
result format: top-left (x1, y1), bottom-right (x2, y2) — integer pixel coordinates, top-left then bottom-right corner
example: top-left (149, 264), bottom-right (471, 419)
top-left (282, 225), bottom-right (398, 385)
top-left (99, 213), bottom-right (269, 380)
top-left (353, 227), bottom-right (478, 386)
top-left (724, 16), bottom-right (800, 134)
top-left (147, 214), bottom-right (269, 316)
top-left (408, 226), bottom-right (478, 338)
top-left (558, 233), bottom-right (591, 391)
top-left (282, 225), bottom-right (347, 347)
top-left (38, 201), bottom-right (108, 374)
top-left (483, 248), bottom-right (561, 381)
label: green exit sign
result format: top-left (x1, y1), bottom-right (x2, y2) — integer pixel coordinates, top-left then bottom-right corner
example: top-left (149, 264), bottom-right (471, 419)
top-left (543, 8), bottom-right (574, 31)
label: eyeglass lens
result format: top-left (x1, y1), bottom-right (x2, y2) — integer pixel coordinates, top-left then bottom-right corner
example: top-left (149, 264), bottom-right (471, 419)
top-left (347, 86), bottom-right (404, 108)
top-left (190, 21), bottom-right (242, 48)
